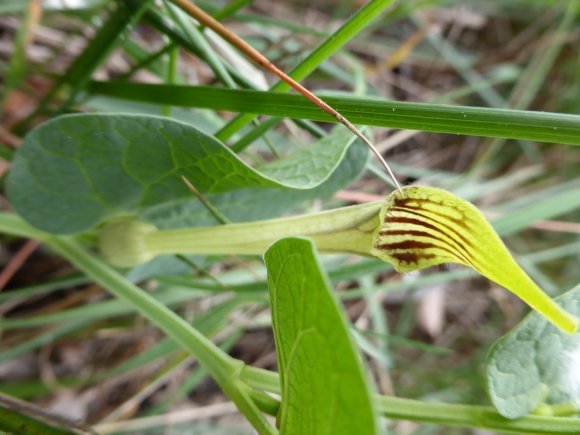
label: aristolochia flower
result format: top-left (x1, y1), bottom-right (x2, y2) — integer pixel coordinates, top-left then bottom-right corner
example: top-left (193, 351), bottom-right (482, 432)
top-left (99, 185), bottom-right (578, 334)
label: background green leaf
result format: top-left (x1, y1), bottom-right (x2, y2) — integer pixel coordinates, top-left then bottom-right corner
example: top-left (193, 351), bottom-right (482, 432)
top-left (6, 114), bottom-right (367, 233)
top-left (264, 237), bottom-right (378, 435)
top-left (88, 83), bottom-right (580, 146)
top-left (486, 284), bottom-right (580, 419)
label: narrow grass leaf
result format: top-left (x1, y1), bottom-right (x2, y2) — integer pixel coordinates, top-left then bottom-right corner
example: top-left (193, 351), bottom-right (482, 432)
top-left (88, 83), bottom-right (580, 146)
top-left (0, 287), bottom-right (206, 330)
top-left (492, 182), bottom-right (580, 236)
top-left (0, 400), bottom-right (76, 434)
top-left (15, 0), bottom-right (153, 132)
top-left (214, 0), bottom-right (396, 140)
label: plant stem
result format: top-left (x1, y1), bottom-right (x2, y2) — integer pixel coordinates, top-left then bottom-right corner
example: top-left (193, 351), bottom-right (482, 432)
top-left (147, 202), bottom-right (380, 254)
top-left (376, 396), bottom-right (580, 435)
top-left (238, 366), bottom-right (580, 434)
top-left (44, 236), bottom-right (275, 434)
top-left (534, 402), bottom-right (580, 417)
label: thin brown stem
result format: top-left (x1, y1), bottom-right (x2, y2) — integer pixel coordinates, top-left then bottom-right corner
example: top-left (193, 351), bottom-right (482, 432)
top-left (181, 175), bottom-right (230, 224)
top-left (0, 239), bottom-right (39, 291)
top-left (170, 0), bottom-right (404, 195)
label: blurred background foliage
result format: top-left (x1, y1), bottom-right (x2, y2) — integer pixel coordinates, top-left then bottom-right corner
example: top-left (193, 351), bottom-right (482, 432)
top-left (0, 0), bottom-right (579, 433)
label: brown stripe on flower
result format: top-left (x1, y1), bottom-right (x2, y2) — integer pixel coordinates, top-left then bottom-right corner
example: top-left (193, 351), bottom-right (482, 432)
top-left (380, 214), bottom-right (475, 266)
top-left (375, 240), bottom-right (463, 266)
top-left (388, 208), bottom-right (475, 253)
top-left (392, 203), bottom-right (470, 230)
top-left (379, 229), bottom-right (473, 266)
top-left (390, 251), bottom-right (436, 264)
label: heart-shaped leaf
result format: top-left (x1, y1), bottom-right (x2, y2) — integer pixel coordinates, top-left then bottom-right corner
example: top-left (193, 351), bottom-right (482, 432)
top-left (141, 139), bottom-right (369, 229)
top-left (486, 284), bottom-right (580, 419)
top-left (6, 114), bottom-right (366, 233)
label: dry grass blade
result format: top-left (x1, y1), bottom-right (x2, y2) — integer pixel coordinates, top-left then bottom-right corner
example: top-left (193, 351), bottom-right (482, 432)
top-left (170, 0), bottom-right (404, 195)
top-left (0, 240), bottom-right (39, 291)
top-left (0, 392), bottom-right (95, 433)
top-left (94, 402), bottom-right (240, 433)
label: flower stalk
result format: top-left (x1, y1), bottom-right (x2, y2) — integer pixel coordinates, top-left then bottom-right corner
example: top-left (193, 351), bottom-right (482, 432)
top-left (99, 201), bottom-right (382, 268)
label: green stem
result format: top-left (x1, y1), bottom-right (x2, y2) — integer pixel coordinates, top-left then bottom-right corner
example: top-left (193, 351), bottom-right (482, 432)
top-left (0, 212), bottom-right (47, 239)
top-left (44, 236), bottom-right (275, 434)
top-left (0, 213), bottom-right (276, 434)
top-left (376, 396), bottom-right (580, 435)
top-left (147, 202), bottom-right (380, 254)
top-left (533, 402), bottom-right (580, 417)
top-left (239, 366), bottom-right (580, 434)
top-left (0, 211), bottom-right (275, 435)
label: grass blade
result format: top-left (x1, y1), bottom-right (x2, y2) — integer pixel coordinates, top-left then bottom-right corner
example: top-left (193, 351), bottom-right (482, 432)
top-left (89, 82), bottom-right (580, 145)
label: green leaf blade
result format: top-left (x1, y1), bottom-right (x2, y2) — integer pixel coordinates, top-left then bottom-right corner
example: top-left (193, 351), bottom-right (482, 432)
top-left (486, 284), bottom-right (580, 419)
top-left (265, 237), bottom-right (378, 435)
top-left (7, 114), bottom-right (366, 233)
